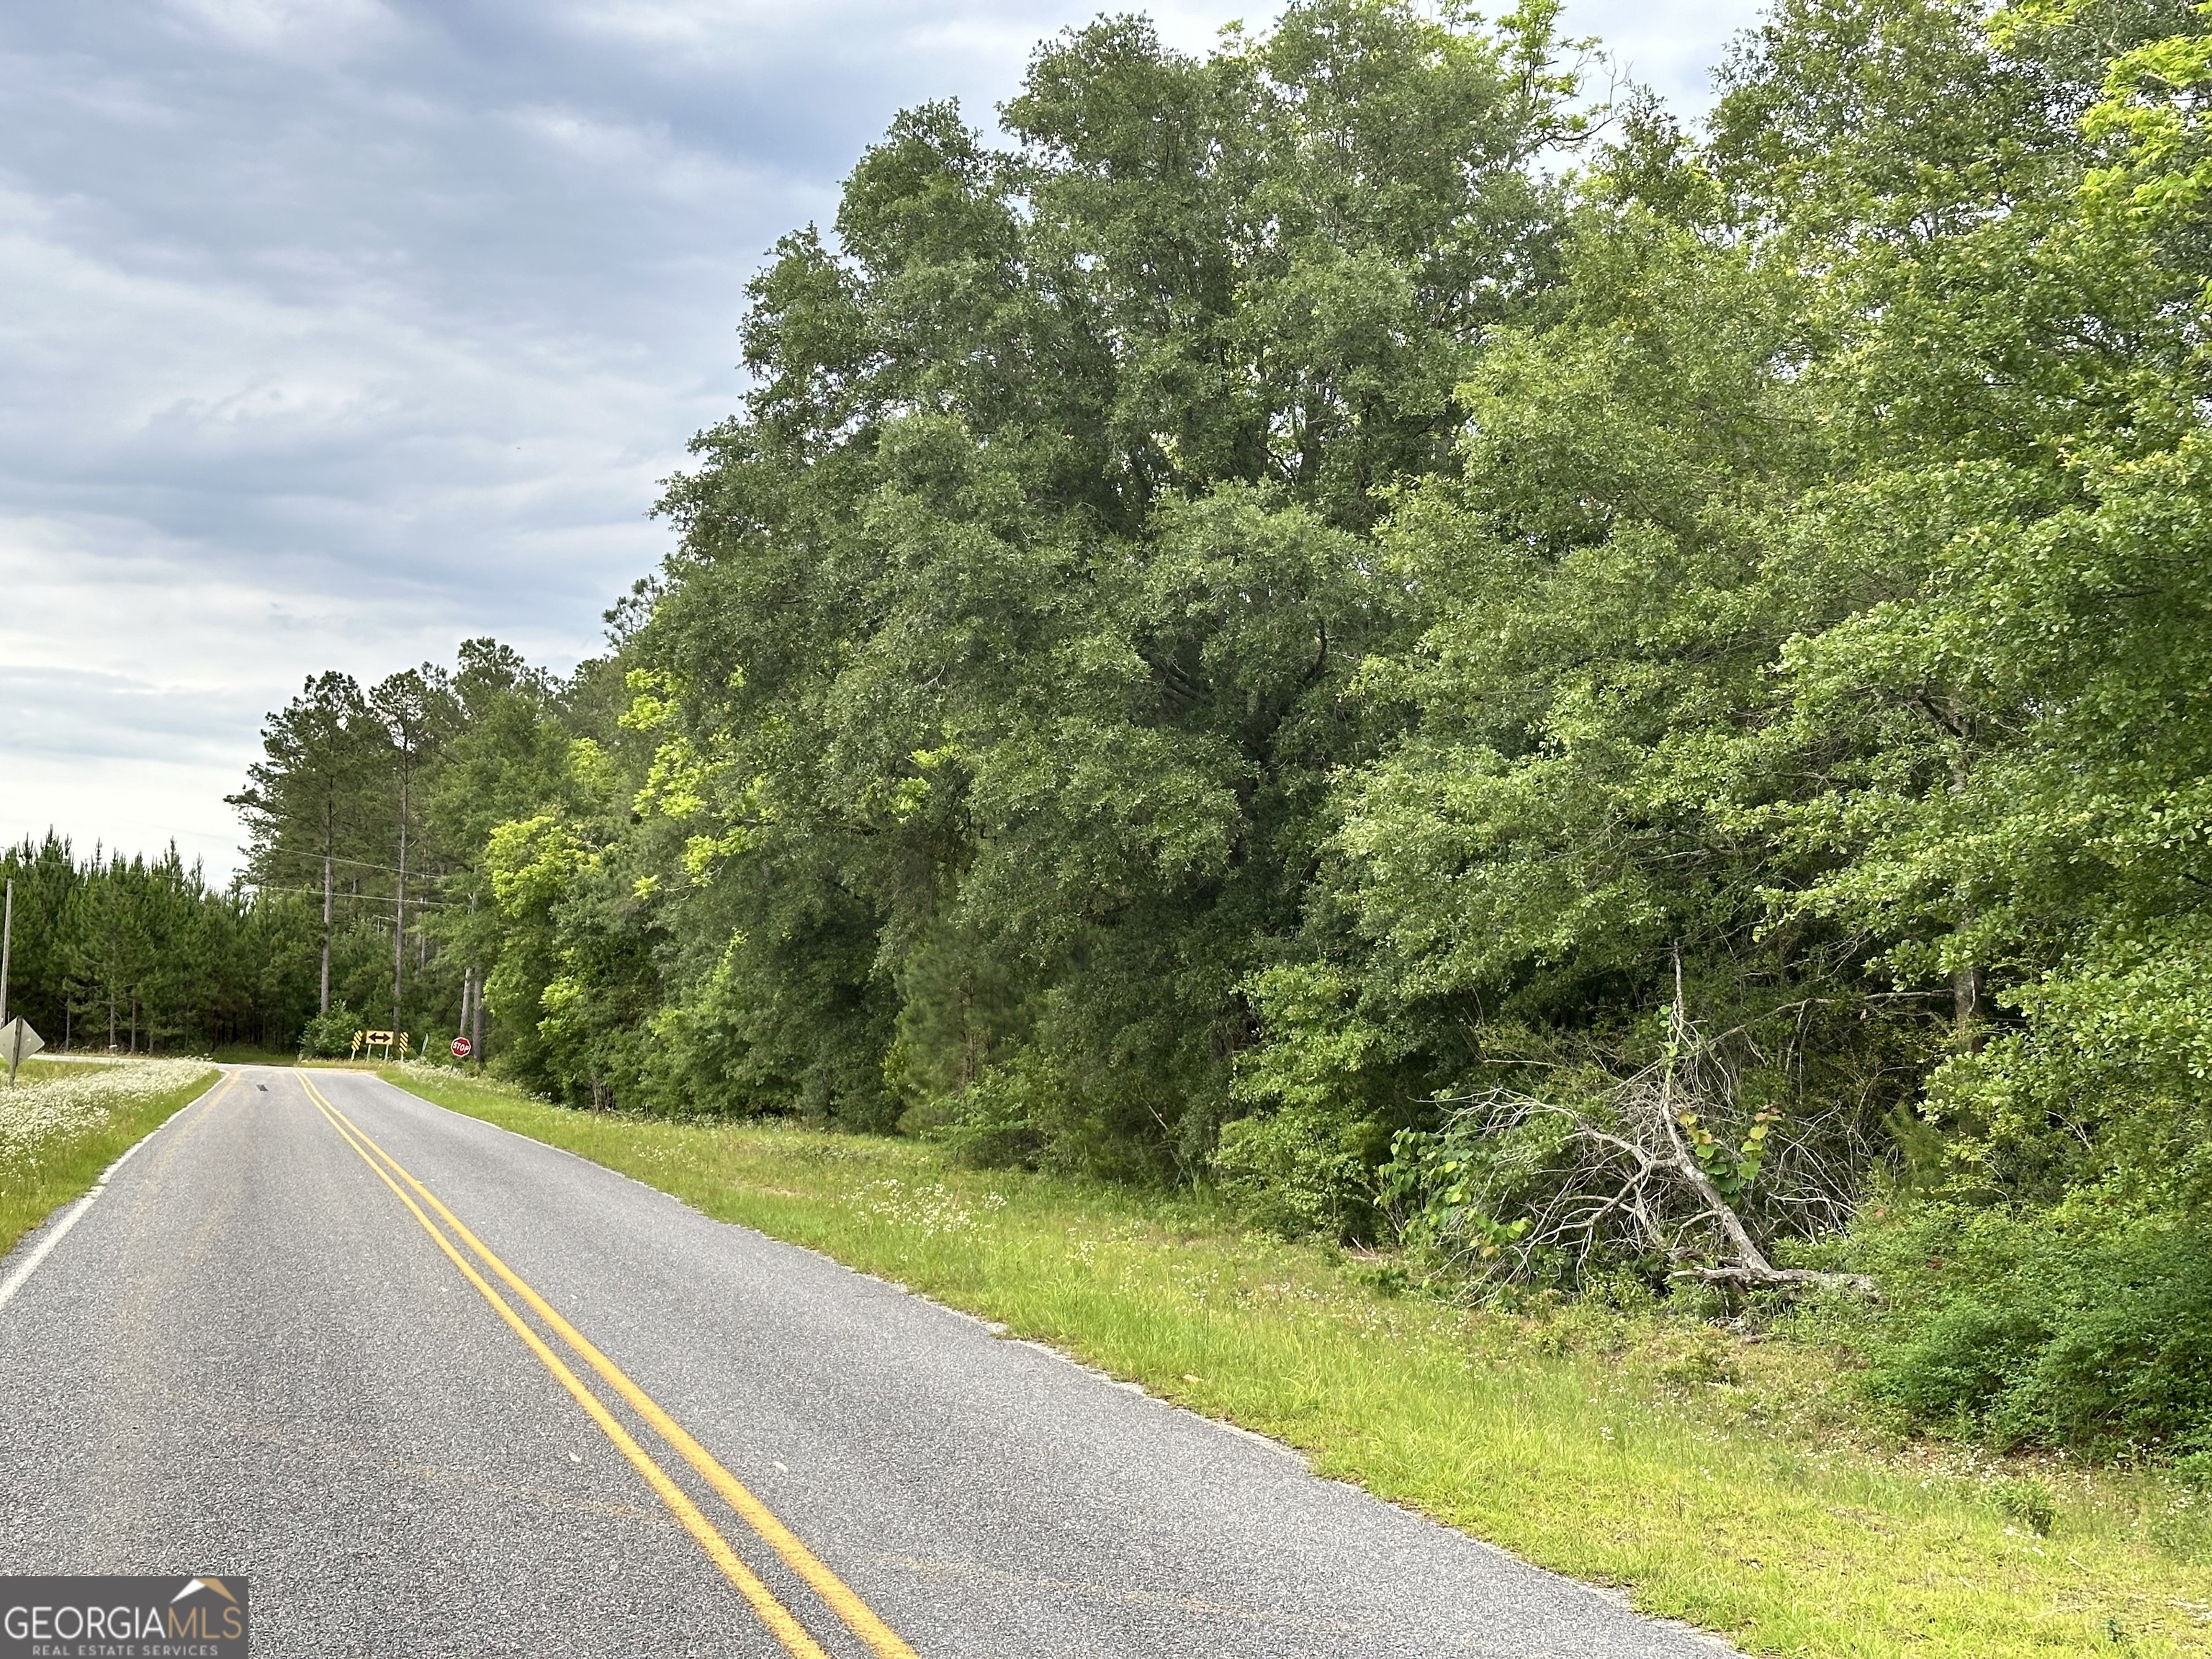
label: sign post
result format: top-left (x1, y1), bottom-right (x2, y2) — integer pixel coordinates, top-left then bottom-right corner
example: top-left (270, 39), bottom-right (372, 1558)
top-left (0, 876), bottom-right (12, 1049)
top-left (0, 877), bottom-right (26, 1084)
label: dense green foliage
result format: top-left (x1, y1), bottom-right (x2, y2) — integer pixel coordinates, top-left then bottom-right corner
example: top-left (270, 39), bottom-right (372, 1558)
top-left (224, 0), bottom-right (2212, 1461)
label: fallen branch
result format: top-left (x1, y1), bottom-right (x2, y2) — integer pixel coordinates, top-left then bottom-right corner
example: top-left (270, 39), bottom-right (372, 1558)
top-left (1406, 945), bottom-right (1880, 1296)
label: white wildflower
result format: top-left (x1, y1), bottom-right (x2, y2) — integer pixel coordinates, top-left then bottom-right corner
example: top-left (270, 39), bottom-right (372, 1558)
top-left (0, 1059), bottom-right (212, 1151)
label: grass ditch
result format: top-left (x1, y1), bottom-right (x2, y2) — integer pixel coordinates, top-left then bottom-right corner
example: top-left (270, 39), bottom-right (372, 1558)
top-left (1, 1058), bottom-right (221, 1255)
top-left (386, 1065), bottom-right (2212, 1658)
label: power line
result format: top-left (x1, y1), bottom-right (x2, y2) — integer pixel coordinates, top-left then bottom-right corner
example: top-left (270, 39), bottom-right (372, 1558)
top-left (248, 884), bottom-right (462, 913)
top-left (248, 851), bottom-right (475, 881)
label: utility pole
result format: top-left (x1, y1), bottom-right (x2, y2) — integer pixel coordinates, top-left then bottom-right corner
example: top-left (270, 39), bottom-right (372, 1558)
top-left (320, 844), bottom-right (333, 1015)
top-left (464, 889), bottom-right (482, 1067)
top-left (392, 757), bottom-right (408, 1035)
top-left (1, 877), bottom-right (17, 1084)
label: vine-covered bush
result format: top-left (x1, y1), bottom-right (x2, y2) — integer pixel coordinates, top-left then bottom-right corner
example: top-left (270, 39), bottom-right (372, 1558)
top-left (1855, 1206), bottom-right (2212, 1457)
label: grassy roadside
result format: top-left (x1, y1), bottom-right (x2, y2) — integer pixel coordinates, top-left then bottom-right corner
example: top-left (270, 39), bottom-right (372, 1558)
top-left (1, 1059), bottom-right (221, 1255)
top-left (386, 1066), bottom-right (2212, 1658)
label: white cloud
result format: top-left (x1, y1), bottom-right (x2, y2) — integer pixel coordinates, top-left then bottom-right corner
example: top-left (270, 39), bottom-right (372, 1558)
top-left (159, 0), bottom-right (408, 63)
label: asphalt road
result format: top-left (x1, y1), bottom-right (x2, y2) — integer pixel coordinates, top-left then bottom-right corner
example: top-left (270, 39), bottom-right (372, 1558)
top-left (0, 1067), bottom-right (1729, 1657)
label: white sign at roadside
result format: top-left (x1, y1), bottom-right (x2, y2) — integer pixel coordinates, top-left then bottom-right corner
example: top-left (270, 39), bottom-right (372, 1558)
top-left (1, 1016), bottom-right (43, 1081)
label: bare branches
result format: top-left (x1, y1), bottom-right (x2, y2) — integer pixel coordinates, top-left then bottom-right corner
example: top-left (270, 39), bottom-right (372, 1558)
top-left (1398, 958), bottom-right (1876, 1298)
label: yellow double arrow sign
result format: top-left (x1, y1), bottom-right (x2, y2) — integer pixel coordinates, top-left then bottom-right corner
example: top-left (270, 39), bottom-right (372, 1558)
top-left (300, 1076), bottom-right (918, 1659)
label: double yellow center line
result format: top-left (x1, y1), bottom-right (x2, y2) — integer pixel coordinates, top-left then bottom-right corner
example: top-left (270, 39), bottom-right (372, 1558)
top-left (298, 1076), bottom-right (917, 1659)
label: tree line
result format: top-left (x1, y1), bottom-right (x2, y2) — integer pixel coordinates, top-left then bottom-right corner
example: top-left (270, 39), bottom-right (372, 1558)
top-left (0, 644), bottom-right (566, 1061)
top-left (223, 642), bottom-right (575, 1056)
top-left (232, 0), bottom-right (2212, 1460)
top-left (0, 835), bottom-right (313, 1053)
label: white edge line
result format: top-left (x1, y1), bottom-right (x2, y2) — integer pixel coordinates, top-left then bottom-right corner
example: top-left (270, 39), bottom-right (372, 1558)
top-left (0, 1070), bottom-right (230, 1316)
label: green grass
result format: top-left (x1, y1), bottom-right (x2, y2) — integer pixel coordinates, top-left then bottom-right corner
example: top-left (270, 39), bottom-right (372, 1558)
top-left (1, 1060), bottom-right (221, 1255)
top-left (385, 1066), bottom-right (2212, 1658)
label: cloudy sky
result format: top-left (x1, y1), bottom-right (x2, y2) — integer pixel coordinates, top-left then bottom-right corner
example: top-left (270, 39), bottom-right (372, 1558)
top-left (0, 0), bottom-right (1764, 878)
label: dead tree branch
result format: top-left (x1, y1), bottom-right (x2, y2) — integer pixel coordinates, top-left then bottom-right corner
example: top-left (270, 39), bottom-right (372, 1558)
top-left (1407, 949), bottom-right (1878, 1298)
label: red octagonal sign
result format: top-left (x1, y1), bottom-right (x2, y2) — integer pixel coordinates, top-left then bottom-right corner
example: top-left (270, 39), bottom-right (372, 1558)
top-left (451, 1036), bottom-right (473, 1058)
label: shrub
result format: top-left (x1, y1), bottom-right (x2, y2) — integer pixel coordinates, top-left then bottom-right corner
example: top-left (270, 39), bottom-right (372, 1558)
top-left (902, 1060), bottom-right (1050, 1170)
top-left (299, 1005), bottom-right (364, 1059)
top-left (1213, 1108), bottom-right (1375, 1240)
top-left (1856, 1204), bottom-right (2212, 1457)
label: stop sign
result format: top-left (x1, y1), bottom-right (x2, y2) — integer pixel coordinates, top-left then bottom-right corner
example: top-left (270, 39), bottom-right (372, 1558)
top-left (451, 1036), bottom-right (473, 1058)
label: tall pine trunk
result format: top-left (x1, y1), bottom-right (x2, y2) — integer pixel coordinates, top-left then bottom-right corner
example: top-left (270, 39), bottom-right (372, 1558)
top-left (392, 762), bottom-right (408, 1033)
top-left (320, 807), bottom-right (333, 1017)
